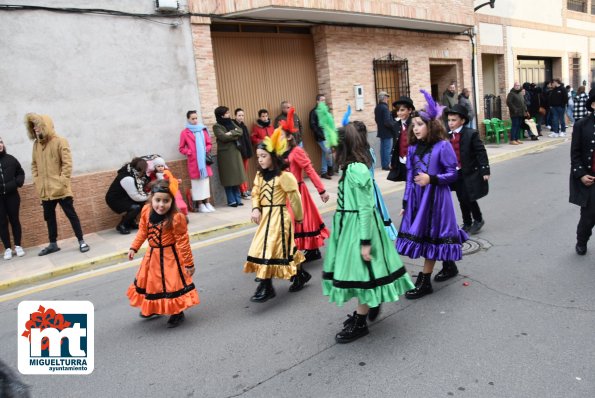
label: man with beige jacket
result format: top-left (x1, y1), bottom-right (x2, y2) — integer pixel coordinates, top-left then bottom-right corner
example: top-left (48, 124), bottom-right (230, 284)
top-left (25, 113), bottom-right (90, 255)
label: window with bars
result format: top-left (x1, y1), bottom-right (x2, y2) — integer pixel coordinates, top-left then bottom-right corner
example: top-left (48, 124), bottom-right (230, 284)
top-left (373, 54), bottom-right (410, 104)
top-left (570, 57), bottom-right (581, 89)
top-left (568, 0), bottom-right (587, 12)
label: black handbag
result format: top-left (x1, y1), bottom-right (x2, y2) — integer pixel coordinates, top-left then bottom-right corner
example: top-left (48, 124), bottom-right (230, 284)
top-left (205, 152), bottom-right (214, 165)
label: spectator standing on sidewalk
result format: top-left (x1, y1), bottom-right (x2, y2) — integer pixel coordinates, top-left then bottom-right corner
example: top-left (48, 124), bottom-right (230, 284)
top-left (309, 94), bottom-right (333, 179)
top-left (547, 79), bottom-right (568, 137)
top-left (0, 138), bottom-right (25, 260)
top-left (251, 109), bottom-right (274, 146)
top-left (574, 86), bottom-right (589, 122)
top-left (25, 113), bottom-right (90, 255)
top-left (458, 88), bottom-right (475, 129)
top-left (274, 101), bottom-right (303, 146)
top-left (441, 82), bottom-right (457, 127)
top-left (569, 93), bottom-right (595, 256)
top-left (506, 82), bottom-right (527, 145)
top-left (566, 85), bottom-right (575, 127)
top-left (374, 91), bottom-right (398, 170)
top-left (233, 108), bottom-right (254, 199)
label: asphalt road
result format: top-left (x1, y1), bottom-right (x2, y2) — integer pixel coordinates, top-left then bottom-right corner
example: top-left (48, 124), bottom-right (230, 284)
top-left (1, 141), bottom-right (594, 398)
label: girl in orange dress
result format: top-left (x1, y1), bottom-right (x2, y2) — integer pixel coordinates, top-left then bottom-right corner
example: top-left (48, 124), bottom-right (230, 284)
top-left (126, 179), bottom-right (199, 328)
top-left (281, 107), bottom-right (330, 290)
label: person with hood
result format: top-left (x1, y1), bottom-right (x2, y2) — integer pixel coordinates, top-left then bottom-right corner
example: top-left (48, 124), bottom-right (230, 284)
top-left (233, 108), bottom-right (254, 199)
top-left (179, 110), bottom-right (215, 213)
top-left (0, 137), bottom-right (25, 260)
top-left (25, 113), bottom-right (90, 255)
top-left (569, 93), bottom-right (595, 255)
top-left (506, 82), bottom-right (528, 145)
top-left (105, 157), bottom-right (149, 235)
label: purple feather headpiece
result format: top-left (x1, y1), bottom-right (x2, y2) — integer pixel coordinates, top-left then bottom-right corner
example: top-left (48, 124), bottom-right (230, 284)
top-left (418, 89), bottom-right (446, 122)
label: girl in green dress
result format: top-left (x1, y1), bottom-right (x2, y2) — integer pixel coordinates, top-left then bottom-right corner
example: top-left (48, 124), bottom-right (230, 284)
top-left (322, 123), bottom-right (414, 343)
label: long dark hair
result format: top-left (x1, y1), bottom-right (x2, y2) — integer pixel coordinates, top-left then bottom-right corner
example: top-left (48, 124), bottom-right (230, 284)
top-left (407, 111), bottom-right (447, 146)
top-left (256, 144), bottom-right (288, 175)
top-left (148, 179), bottom-right (179, 229)
top-left (335, 123), bottom-right (372, 169)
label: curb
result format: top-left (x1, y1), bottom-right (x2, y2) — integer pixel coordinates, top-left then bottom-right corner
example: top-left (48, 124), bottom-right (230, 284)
top-left (0, 138), bottom-right (567, 292)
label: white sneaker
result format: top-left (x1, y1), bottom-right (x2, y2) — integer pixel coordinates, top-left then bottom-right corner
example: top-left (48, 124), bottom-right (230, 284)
top-left (548, 133), bottom-right (559, 138)
top-left (546, 125), bottom-right (551, 129)
top-left (559, 132), bottom-right (566, 137)
top-left (198, 203), bottom-right (210, 213)
top-left (3, 248), bottom-right (12, 260)
top-left (15, 246), bottom-right (25, 257)
top-left (205, 203), bottom-right (216, 212)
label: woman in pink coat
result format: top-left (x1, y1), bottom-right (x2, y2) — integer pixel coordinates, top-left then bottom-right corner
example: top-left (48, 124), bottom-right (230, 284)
top-left (179, 110), bottom-right (215, 213)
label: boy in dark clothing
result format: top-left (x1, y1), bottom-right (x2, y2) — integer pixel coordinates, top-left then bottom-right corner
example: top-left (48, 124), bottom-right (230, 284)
top-left (547, 79), bottom-right (568, 137)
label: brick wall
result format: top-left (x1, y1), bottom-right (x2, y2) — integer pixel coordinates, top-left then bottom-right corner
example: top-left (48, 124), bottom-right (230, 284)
top-left (312, 25), bottom-right (472, 133)
top-left (191, 21), bottom-right (219, 128)
top-left (16, 159), bottom-right (195, 248)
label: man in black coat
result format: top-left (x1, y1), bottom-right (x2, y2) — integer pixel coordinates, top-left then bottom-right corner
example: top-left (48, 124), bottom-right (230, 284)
top-left (374, 91), bottom-right (398, 170)
top-left (569, 93), bottom-right (595, 255)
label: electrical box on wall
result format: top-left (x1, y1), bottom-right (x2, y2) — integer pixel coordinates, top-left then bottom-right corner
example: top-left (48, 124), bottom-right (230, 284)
top-left (354, 84), bottom-right (364, 111)
top-left (155, 0), bottom-right (179, 12)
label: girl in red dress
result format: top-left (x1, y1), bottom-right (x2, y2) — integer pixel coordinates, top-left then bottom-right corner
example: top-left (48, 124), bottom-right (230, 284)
top-left (281, 107), bottom-right (330, 291)
top-left (127, 180), bottom-right (199, 328)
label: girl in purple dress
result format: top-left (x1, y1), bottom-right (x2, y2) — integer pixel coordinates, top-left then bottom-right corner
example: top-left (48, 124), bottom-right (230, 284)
top-left (396, 90), bottom-right (468, 299)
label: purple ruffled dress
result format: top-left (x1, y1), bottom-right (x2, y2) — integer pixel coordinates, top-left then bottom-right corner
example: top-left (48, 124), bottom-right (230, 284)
top-left (396, 140), bottom-right (468, 260)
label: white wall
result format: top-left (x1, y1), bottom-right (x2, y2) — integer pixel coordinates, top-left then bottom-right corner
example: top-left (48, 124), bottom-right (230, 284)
top-left (479, 22), bottom-right (504, 46)
top-left (475, 0), bottom-right (564, 26)
top-left (0, 0), bottom-right (201, 176)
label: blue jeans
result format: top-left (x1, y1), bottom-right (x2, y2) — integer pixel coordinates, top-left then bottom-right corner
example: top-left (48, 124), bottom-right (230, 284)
top-left (379, 137), bottom-right (393, 169)
top-left (550, 106), bottom-right (566, 133)
top-left (318, 141), bottom-right (333, 174)
top-left (566, 104), bottom-right (575, 125)
top-left (224, 186), bottom-right (241, 205)
top-left (510, 116), bottom-right (523, 141)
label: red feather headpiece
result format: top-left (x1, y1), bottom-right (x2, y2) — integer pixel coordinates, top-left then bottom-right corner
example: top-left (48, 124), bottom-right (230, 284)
top-left (279, 107), bottom-right (298, 134)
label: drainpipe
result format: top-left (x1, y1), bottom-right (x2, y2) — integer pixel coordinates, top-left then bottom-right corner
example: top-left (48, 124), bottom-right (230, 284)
top-left (467, 27), bottom-right (480, 130)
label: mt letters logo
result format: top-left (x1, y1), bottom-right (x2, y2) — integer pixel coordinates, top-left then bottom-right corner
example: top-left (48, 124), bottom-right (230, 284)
top-left (18, 301), bottom-right (94, 375)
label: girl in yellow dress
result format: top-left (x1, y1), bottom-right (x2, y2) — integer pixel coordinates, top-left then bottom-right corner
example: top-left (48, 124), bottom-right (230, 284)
top-left (243, 128), bottom-right (305, 302)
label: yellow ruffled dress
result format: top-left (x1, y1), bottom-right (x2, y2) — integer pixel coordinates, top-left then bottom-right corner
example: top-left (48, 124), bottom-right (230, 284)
top-left (243, 171), bottom-right (305, 279)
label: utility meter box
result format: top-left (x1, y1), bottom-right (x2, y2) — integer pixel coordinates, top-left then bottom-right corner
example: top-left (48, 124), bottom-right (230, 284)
top-left (155, 0), bottom-right (179, 12)
top-left (354, 84), bottom-right (364, 111)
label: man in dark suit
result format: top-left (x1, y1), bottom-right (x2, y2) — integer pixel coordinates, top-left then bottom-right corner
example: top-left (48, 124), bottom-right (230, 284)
top-left (569, 94), bottom-right (595, 255)
top-left (433, 104), bottom-right (491, 282)
top-left (374, 91), bottom-right (398, 170)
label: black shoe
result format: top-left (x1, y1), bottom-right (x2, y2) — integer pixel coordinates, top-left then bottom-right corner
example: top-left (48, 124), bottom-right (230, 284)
top-left (320, 173), bottom-right (331, 180)
top-left (289, 269), bottom-right (312, 292)
top-left (335, 313), bottom-right (369, 343)
top-left (237, 202), bottom-right (244, 206)
top-left (327, 169), bottom-right (334, 177)
top-left (461, 223), bottom-right (472, 233)
top-left (116, 223), bottom-right (130, 235)
top-left (79, 241), bottom-right (90, 253)
top-left (576, 243), bottom-right (587, 255)
top-left (250, 279), bottom-right (276, 302)
top-left (367, 305), bottom-right (381, 322)
top-left (468, 219), bottom-right (485, 234)
top-left (405, 272), bottom-right (433, 299)
top-left (38, 244), bottom-right (61, 256)
top-left (382, 167), bottom-right (390, 171)
top-left (531, 136), bottom-right (539, 141)
top-left (434, 261), bottom-right (459, 282)
top-left (127, 222), bottom-right (139, 230)
top-left (166, 312), bottom-right (185, 328)
top-left (228, 202), bottom-right (238, 207)
top-left (304, 249), bottom-right (322, 263)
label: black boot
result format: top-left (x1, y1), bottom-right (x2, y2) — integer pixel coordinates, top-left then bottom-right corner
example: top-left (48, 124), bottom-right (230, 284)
top-left (289, 269), bottom-right (312, 292)
top-left (166, 311), bottom-right (185, 328)
top-left (250, 279), bottom-right (276, 302)
top-left (405, 272), bottom-right (433, 299)
top-left (434, 261), bottom-right (459, 282)
top-left (367, 304), bottom-right (381, 321)
top-left (335, 312), bottom-right (369, 343)
top-left (116, 222), bottom-right (130, 235)
top-left (304, 249), bottom-right (322, 263)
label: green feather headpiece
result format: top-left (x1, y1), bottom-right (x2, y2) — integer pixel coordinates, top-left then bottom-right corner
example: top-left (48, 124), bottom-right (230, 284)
top-left (315, 102), bottom-right (338, 147)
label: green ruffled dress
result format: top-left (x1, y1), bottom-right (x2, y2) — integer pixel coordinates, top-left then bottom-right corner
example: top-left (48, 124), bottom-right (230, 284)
top-left (322, 162), bottom-right (414, 307)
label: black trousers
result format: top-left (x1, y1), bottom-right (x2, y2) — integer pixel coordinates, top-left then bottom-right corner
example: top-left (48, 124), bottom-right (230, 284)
top-left (42, 197), bottom-right (84, 243)
top-left (0, 192), bottom-right (22, 249)
top-left (454, 174), bottom-right (483, 226)
top-left (576, 205), bottom-right (595, 245)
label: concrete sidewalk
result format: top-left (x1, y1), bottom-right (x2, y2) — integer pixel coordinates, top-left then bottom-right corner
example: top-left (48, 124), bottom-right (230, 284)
top-left (0, 134), bottom-right (568, 291)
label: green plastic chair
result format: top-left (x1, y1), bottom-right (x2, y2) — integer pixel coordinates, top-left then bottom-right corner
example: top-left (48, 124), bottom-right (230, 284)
top-left (491, 118), bottom-right (508, 143)
top-left (501, 119), bottom-right (512, 142)
top-left (483, 119), bottom-right (497, 143)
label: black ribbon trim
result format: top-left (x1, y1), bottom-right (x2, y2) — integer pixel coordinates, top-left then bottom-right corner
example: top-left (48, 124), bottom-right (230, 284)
top-left (247, 255), bottom-right (295, 266)
top-left (294, 223), bottom-right (327, 238)
top-left (134, 280), bottom-right (196, 300)
top-left (397, 231), bottom-right (462, 245)
top-left (322, 267), bottom-right (407, 289)
top-left (383, 219), bottom-right (392, 227)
